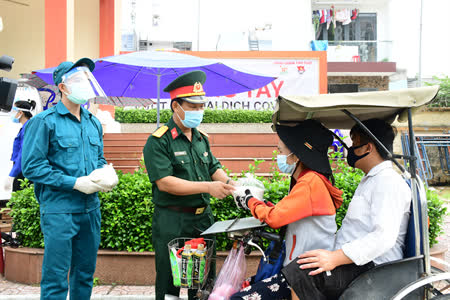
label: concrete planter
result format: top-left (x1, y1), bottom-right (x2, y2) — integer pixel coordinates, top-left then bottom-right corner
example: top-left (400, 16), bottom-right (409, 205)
top-left (430, 245), bottom-right (448, 271)
top-left (119, 123), bottom-right (273, 134)
top-left (4, 247), bottom-right (261, 285)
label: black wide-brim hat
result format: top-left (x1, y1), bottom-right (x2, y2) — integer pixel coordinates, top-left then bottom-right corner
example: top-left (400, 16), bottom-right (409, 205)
top-left (276, 119), bottom-right (334, 175)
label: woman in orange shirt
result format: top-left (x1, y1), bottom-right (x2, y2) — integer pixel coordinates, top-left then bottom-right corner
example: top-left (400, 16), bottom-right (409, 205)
top-left (231, 119), bottom-right (343, 300)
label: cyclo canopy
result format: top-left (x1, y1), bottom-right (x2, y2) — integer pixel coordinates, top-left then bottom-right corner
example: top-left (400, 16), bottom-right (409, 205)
top-left (272, 85), bottom-right (440, 129)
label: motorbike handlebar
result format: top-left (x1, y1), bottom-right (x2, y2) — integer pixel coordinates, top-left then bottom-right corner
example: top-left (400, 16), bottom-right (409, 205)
top-left (255, 230), bottom-right (281, 243)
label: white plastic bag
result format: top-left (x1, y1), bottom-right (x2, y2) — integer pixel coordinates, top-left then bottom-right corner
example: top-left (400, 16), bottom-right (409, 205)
top-left (233, 173), bottom-right (265, 201)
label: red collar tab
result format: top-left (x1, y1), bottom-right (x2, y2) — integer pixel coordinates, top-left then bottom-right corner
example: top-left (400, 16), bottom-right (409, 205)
top-left (171, 127), bottom-right (178, 139)
top-left (169, 82), bottom-right (205, 100)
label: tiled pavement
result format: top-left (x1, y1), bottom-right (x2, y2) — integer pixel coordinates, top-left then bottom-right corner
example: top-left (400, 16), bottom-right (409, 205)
top-left (0, 278), bottom-right (190, 299)
top-left (0, 187), bottom-right (449, 298)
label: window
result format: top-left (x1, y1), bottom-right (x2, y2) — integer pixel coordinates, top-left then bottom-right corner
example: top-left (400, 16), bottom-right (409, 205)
top-left (317, 13), bottom-right (378, 61)
top-left (317, 13), bottom-right (377, 42)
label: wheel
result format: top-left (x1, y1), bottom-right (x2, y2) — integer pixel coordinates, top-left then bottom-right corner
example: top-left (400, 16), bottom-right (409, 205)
top-left (391, 272), bottom-right (450, 300)
top-left (430, 295), bottom-right (450, 299)
top-left (429, 267), bottom-right (450, 296)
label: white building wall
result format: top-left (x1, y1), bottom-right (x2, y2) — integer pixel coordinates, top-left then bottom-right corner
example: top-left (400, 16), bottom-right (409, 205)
top-left (419, 0), bottom-right (449, 78)
top-left (271, 0), bottom-right (314, 50)
top-left (129, 0), bottom-right (449, 78)
top-left (389, 0), bottom-right (449, 78)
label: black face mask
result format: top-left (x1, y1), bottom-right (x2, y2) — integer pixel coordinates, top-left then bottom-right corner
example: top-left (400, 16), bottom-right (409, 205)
top-left (347, 144), bottom-right (369, 168)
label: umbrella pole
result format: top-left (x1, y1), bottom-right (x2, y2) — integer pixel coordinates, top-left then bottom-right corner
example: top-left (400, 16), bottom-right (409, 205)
top-left (157, 74), bottom-right (161, 127)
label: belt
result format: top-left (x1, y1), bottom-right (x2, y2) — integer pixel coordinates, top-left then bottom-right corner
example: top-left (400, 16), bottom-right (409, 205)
top-left (166, 205), bottom-right (206, 215)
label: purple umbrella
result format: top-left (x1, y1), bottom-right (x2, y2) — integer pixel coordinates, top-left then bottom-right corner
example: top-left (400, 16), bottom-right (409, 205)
top-left (34, 51), bottom-right (276, 126)
top-left (21, 73), bottom-right (155, 108)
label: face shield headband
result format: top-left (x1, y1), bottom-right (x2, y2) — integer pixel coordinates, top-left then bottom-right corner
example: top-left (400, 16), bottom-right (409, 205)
top-left (61, 66), bottom-right (106, 104)
top-left (11, 106), bottom-right (32, 113)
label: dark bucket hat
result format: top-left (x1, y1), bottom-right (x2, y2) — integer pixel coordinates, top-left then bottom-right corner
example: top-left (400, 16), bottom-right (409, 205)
top-left (276, 119), bottom-right (334, 175)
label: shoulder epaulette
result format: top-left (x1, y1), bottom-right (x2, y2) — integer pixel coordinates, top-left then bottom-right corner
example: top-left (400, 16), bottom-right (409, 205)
top-left (197, 128), bottom-right (209, 137)
top-left (152, 125), bottom-right (169, 138)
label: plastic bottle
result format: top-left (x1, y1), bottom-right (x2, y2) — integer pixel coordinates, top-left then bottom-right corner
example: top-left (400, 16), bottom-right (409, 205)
top-left (193, 243), bottom-right (207, 286)
top-left (181, 244), bottom-right (193, 288)
top-left (169, 248), bottom-right (182, 287)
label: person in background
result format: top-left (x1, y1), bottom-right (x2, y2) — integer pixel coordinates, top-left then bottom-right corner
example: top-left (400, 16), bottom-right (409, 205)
top-left (3, 99), bottom-right (36, 192)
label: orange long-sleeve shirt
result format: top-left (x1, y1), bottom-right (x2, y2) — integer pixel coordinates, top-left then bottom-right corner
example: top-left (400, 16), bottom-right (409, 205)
top-left (248, 170), bottom-right (343, 229)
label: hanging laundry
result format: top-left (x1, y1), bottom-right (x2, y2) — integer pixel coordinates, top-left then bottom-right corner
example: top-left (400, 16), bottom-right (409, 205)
top-left (326, 9), bottom-right (332, 30)
top-left (351, 8), bottom-right (359, 20)
top-left (343, 8), bottom-right (352, 25)
top-left (335, 9), bottom-right (352, 25)
top-left (332, 6), bottom-right (336, 29)
top-left (334, 9), bottom-right (346, 23)
top-left (320, 9), bottom-right (327, 24)
top-left (312, 13), bottom-right (320, 35)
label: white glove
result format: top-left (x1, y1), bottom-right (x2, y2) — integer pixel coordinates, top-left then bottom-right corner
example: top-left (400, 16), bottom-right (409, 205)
top-left (3, 176), bottom-right (14, 192)
top-left (74, 176), bottom-right (103, 194)
top-left (88, 164), bottom-right (119, 192)
top-left (232, 187), bottom-right (254, 211)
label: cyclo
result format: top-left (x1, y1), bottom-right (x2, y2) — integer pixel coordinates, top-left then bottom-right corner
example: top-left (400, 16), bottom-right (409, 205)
top-left (170, 85), bottom-right (450, 300)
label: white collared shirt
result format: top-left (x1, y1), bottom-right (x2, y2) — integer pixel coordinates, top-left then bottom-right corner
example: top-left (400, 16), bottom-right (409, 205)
top-left (334, 161), bottom-right (411, 265)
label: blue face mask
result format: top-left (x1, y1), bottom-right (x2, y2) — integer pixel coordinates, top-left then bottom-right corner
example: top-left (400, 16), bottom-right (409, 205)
top-left (10, 108), bottom-right (20, 123)
top-left (11, 114), bottom-right (20, 123)
top-left (177, 105), bottom-right (204, 128)
top-left (277, 153), bottom-right (296, 174)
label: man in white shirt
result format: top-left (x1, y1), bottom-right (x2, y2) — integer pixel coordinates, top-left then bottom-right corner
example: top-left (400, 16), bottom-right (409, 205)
top-left (281, 118), bottom-right (411, 300)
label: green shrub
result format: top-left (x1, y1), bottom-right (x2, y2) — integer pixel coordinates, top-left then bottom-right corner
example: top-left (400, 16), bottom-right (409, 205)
top-left (114, 108), bottom-right (273, 123)
top-left (99, 168), bottom-right (154, 251)
top-left (427, 188), bottom-right (448, 247)
top-left (425, 75), bottom-right (450, 108)
top-left (7, 180), bottom-right (43, 248)
top-left (7, 155), bottom-right (447, 251)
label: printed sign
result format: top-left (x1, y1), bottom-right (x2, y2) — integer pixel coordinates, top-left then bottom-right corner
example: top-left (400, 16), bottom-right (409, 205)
top-left (144, 58), bottom-right (320, 111)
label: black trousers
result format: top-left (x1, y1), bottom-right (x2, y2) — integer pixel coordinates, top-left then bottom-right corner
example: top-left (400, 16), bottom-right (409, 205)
top-left (281, 260), bottom-right (374, 300)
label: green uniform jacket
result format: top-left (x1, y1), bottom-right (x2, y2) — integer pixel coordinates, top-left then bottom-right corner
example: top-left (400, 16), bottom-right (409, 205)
top-left (143, 117), bottom-right (222, 207)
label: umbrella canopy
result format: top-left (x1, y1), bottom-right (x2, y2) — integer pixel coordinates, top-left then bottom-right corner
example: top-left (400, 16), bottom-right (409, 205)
top-left (21, 73), bottom-right (155, 108)
top-left (34, 51), bottom-right (275, 125)
top-left (34, 51), bottom-right (275, 98)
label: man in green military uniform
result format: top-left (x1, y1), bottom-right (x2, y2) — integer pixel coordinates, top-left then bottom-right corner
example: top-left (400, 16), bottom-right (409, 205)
top-left (143, 70), bottom-right (235, 300)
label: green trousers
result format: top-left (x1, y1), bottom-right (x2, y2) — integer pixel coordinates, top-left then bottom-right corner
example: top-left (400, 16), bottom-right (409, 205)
top-left (152, 205), bottom-right (216, 300)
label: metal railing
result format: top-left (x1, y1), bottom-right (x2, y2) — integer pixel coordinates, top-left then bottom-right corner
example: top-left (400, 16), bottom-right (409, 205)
top-left (326, 40), bottom-right (393, 62)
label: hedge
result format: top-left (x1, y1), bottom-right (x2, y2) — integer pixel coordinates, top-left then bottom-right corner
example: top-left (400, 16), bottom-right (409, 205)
top-left (114, 108), bottom-right (273, 123)
top-left (425, 75), bottom-right (449, 108)
top-left (7, 154), bottom-right (447, 251)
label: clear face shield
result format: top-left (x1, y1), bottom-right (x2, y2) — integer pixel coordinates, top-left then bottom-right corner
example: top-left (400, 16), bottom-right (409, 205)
top-left (9, 106), bottom-right (31, 123)
top-left (61, 66), bottom-right (106, 105)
